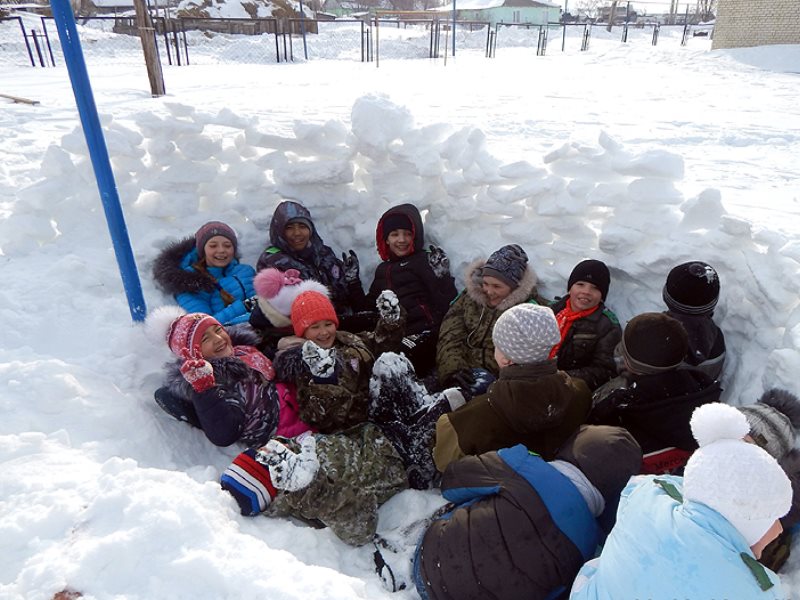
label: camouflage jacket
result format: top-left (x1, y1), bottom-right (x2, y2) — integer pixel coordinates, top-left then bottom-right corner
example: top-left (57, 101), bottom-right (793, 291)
top-left (268, 423), bottom-right (408, 546)
top-left (436, 257), bottom-right (544, 387)
top-left (272, 311), bottom-right (405, 433)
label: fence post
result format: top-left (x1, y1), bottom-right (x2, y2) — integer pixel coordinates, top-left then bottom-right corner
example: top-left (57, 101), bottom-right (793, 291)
top-left (39, 17), bottom-right (56, 65)
top-left (47, 0), bottom-right (148, 322)
top-left (133, 0), bottom-right (166, 96)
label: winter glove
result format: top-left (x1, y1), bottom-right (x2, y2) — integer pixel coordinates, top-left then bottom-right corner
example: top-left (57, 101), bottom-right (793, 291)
top-left (427, 245), bottom-right (450, 279)
top-left (243, 295), bottom-right (259, 312)
top-left (445, 368), bottom-right (475, 390)
top-left (179, 348), bottom-right (215, 393)
top-left (342, 249), bottom-right (360, 285)
top-left (376, 290), bottom-right (401, 323)
top-left (301, 340), bottom-right (337, 379)
top-left (256, 435), bottom-right (319, 492)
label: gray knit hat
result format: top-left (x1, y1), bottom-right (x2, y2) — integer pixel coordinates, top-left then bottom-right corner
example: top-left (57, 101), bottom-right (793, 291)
top-left (492, 303), bottom-right (561, 365)
top-left (482, 244), bottom-right (529, 290)
top-left (739, 388), bottom-right (800, 460)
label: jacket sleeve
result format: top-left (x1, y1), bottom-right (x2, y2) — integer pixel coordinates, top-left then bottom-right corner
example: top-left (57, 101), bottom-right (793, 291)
top-left (566, 315), bottom-right (622, 391)
top-left (191, 385), bottom-right (246, 447)
top-left (295, 378), bottom-right (369, 433)
top-left (418, 255), bottom-right (458, 327)
top-left (175, 289), bottom-right (215, 316)
top-left (207, 299), bottom-right (250, 326)
top-left (439, 452), bottom-right (505, 504)
top-left (435, 293), bottom-right (469, 385)
top-left (433, 413), bottom-right (466, 473)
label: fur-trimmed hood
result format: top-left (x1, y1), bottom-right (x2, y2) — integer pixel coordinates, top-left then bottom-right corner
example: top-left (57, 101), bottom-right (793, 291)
top-left (464, 257), bottom-right (538, 312)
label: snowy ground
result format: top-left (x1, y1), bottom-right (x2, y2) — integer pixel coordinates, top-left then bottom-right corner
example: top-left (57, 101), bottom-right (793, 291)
top-left (2, 21), bottom-right (800, 599)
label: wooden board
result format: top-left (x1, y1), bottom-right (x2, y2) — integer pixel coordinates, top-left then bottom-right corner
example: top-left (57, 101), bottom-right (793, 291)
top-left (0, 93), bottom-right (40, 105)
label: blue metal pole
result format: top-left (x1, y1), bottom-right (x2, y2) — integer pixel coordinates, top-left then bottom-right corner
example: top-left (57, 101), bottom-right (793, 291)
top-left (49, 0), bottom-right (147, 321)
top-left (451, 0), bottom-right (456, 56)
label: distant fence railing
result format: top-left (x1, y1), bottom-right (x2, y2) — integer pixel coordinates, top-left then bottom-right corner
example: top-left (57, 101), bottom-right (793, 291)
top-left (1, 15), bottom-right (711, 68)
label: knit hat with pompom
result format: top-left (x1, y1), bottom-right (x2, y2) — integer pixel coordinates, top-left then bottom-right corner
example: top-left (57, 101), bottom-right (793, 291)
top-left (145, 305), bottom-right (220, 357)
top-left (253, 268), bottom-right (330, 327)
top-left (683, 403), bottom-right (792, 546)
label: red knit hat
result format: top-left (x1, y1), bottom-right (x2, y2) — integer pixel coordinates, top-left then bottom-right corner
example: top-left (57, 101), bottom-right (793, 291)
top-left (291, 291), bottom-right (338, 337)
top-left (167, 312), bottom-right (220, 356)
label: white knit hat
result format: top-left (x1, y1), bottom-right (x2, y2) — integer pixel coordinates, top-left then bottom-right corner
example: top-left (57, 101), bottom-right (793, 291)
top-left (683, 403), bottom-right (792, 546)
top-left (491, 304), bottom-right (561, 365)
top-left (253, 268), bottom-right (329, 327)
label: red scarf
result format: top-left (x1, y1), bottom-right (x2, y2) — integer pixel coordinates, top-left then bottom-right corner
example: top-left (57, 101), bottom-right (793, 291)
top-left (234, 345), bottom-right (275, 381)
top-left (549, 299), bottom-right (600, 359)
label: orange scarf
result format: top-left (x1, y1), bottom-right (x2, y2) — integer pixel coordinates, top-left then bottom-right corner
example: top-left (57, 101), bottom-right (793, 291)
top-left (549, 299), bottom-right (600, 359)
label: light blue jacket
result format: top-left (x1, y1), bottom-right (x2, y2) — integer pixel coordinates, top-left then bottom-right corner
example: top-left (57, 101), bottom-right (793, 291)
top-left (570, 475), bottom-right (786, 600)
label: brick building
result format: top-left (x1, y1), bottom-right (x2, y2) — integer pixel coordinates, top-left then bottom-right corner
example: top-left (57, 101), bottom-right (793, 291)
top-left (713, 0), bottom-right (800, 49)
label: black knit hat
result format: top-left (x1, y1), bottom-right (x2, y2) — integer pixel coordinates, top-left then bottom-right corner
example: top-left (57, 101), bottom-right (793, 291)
top-left (482, 244), bottom-right (529, 289)
top-left (382, 213), bottom-right (414, 239)
top-left (555, 425), bottom-right (642, 510)
top-left (568, 259), bottom-right (611, 301)
top-left (663, 261), bottom-right (720, 315)
top-left (622, 312), bottom-right (689, 373)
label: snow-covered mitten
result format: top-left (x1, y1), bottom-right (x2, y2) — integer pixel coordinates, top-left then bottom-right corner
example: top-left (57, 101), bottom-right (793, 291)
top-left (220, 448), bottom-right (278, 516)
top-left (179, 348), bottom-right (215, 393)
top-left (369, 351), bottom-right (429, 425)
top-left (427, 245), bottom-right (450, 279)
top-left (257, 435), bottom-right (319, 492)
top-left (376, 290), bottom-right (401, 323)
top-left (342, 249), bottom-right (360, 285)
top-left (301, 340), bottom-right (336, 379)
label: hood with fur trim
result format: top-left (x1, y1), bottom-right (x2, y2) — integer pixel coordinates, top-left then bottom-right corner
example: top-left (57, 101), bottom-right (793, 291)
top-left (152, 237), bottom-right (219, 295)
top-left (464, 257), bottom-right (538, 312)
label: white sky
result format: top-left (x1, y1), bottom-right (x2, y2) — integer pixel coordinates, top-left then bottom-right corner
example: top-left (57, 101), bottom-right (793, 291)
top-left (2, 18), bottom-right (800, 600)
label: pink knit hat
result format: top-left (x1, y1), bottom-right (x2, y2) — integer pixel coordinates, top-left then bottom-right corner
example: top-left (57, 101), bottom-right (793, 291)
top-left (167, 312), bottom-right (220, 356)
top-left (254, 269), bottom-right (331, 326)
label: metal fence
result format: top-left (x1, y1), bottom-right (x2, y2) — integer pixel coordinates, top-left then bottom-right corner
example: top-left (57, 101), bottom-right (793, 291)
top-left (2, 14), bottom-right (712, 68)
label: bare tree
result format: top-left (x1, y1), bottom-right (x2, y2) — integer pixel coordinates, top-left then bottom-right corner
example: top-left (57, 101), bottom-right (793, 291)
top-left (574, 0), bottom-right (601, 20)
top-left (696, 0), bottom-right (716, 21)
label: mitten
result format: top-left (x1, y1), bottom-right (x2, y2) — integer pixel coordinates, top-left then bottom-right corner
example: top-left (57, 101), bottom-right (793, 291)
top-left (257, 435), bottom-right (319, 492)
top-left (427, 245), bottom-right (450, 279)
top-left (243, 296), bottom-right (259, 312)
top-left (446, 368), bottom-right (475, 390)
top-left (179, 348), bottom-right (215, 393)
top-left (342, 249), bottom-right (360, 285)
top-left (376, 290), bottom-right (401, 323)
top-left (301, 340), bottom-right (337, 379)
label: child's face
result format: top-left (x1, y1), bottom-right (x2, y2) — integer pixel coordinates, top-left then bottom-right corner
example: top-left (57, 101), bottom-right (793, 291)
top-left (494, 346), bottom-right (513, 368)
top-left (304, 320), bottom-right (337, 349)
top-left (569, 281), bottom-right (603, 311)
top-left (204, 236), bottom-right (235, 268)
top-left (751, 519), bottom-right (783, 559)
top-left (386, 229), bottom-right (413, 257)
top-left (284, 222), bottom-right (311, 252)
top-left (482, 275), bottom-right (513, 307)
top-left (200, 324), bottom-right (233, 359)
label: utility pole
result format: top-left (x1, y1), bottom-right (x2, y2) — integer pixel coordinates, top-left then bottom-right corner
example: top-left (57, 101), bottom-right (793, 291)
top-left (133, 0), bottom-right (165, 97)
top-left (606, 0), bottom-right (617, 31)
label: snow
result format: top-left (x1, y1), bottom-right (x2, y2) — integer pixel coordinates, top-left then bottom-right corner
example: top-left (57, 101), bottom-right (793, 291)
top-left (2, 20), bottom-right (800, 599)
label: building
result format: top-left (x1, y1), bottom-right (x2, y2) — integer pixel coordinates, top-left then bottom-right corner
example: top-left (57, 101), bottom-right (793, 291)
top-left (713, 0), bottom-right (800, 49)
top-left (448, 0), bottom-right (560, 27)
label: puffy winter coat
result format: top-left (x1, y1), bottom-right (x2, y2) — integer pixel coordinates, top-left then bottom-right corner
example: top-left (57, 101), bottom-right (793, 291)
top-left (367, 204), bottom-right (457, 335)
top-left (416, 444), bottom-right (601, 600)
top-left (436, 257), bottom-right (544, 387)
top-left (256, 201), bottom-right (364, 315)
top-left (163, 326), bottom-right (280, 447)
top-left (550, 296), bottom-right (622, 391)
top-left (433, 361), bottom-right (591, 472)
top-left (570, 475), bottom-right (786, 600)
top-left (589, 369), bottom-right (721, 454)
top-left (268, 423), bottom-right (408, 546)
top-left (272, 312), bottom-right (406, 433)
top-left (152, 237), bottom-right (256, 325)
top-left (666, 309), bottom-right (726, 380)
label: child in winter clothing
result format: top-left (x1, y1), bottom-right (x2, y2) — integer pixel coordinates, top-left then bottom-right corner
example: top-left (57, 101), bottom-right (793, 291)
top-left (436, 244), bottom-right (546, 397)
top-left (589, 312), bottom-right (722, 473)
top-left (549, 259), bottom-right (622, 391)
top-left (256, 201), bottom-right (366, 319)
top-left (152, 221), bottom-right (257, 326)
top-left (433, 303), bottom-right (592, 473)
top-left (149, 308), bottom-right (306, 448)
top-left (570, 403), bottom-right (792, 600)
top-left (740, 388), bottom-right (800, 572)
top-left (221, 423), bottom-right (408, 546)
top-left (663, 260), bottom-right (726, 380)
top-left (366, 203), bottom-right (457, 375)
top-left (414, 425), bottom-right (642, 600)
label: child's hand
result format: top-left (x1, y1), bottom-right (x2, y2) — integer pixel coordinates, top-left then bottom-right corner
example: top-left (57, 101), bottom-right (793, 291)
top-left (427, 245), bottom-right (450, 278)
top-left (342, 249), bottom-right (360, 284)
top-left (256, 436), bottom-right (319, 492)
top-left (376, 290), bottom-right (401, 323)
top-left (179, 348), bottom-right (215, 393)
top-left (301, 340), bottom-right (336, 379)
top-left (243, 295), bottom-right (259, 312)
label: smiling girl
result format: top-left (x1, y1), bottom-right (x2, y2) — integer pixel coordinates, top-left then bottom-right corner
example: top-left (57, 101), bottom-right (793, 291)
top-left (152, 221), bottom-right (257, 325)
